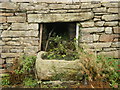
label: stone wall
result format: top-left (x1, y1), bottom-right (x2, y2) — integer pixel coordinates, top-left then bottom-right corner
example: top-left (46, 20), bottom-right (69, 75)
top-left (0, 0), bottom-right (120, 77)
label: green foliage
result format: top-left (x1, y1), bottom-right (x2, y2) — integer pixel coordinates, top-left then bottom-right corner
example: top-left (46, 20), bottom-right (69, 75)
top-left (78, 48), bottom-right (120, 88)
top-left (42, 35), bottom-right (79, 60)
top-left (23, 77), bottom-right (38, 88)
top-left (1, 76), bottom-right (10, 86)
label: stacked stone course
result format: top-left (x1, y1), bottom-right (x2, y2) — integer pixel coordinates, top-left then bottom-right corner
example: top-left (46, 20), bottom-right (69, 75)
top-left (0, 0), bottom-right (120, 77)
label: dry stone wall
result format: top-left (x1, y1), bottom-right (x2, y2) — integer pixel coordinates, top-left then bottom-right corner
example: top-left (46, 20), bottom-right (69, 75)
top-left (0, 0), bottom-right (120, 77)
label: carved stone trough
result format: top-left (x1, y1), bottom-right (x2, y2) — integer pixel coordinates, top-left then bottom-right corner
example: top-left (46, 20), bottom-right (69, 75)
top-left (35, 51), bottom-right (82, 80)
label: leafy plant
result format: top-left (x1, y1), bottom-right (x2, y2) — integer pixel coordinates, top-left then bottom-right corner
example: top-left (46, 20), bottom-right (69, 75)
top-left (42, 35), bottom-right (79, 60)
top-left (1, 76), bottom-right (10, 86)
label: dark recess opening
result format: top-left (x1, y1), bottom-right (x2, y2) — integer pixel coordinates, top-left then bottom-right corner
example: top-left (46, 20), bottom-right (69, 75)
top-left (41, 22), bottom-right (76, 51)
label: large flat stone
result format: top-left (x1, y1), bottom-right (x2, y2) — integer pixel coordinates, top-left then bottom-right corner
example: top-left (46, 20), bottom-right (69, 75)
top-left (28, 12), bottom-right (94, 23)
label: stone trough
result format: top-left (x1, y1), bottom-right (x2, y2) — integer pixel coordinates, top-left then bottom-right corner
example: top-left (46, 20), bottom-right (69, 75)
top-left (35, 51), bottom-right (82, 80)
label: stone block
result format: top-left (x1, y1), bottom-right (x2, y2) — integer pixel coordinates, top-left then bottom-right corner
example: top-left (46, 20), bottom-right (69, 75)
top-left (93, 7), bottom-right (107, 12)
top-left (80, 34), bottom-right (93, 42)
top-left (28, 12), bottom-right (94, 23)
top-left (0, 13), bottom-right (14, 16)
top-left (81, 27), bottom-right (104, 33)
top-left (0, 2), bottom-right (19, 10)
top-left (11, 23), bottom-right (28, 30)
top-left (102, 14), bottom-right (118, 21)
top-left (28, 23), bottom-right (39, 30)
top-left (81, 21), bottom-right (94, 27)
top-left (104, 21), bottom-right (118, 26)
top-left (6, 41), bottom-right (20, 46)
top-left (95, 21), bottom-right (105, 26)
top-left (10, 49), bottom-right (23, 53)
top-left (0, 40), bottom-right (5, 45)
top-left (105, 27), bottom-right (113, 34)
top-left (108, 8), bottom-right (119, 13)
top-left (14, 13), bottom-right (26, 17)
top-left (113, 27), bottom-right (120, 34)
top-left (7, 16), bottom-right (26, 23)
top-left (1, 30), bottom-right (38, 37)
top-left (1, 53), bottom-right (23, 58)
top-left (2, 38), bottom-right (12, 41)
top-left (100, 34), bottom-right (119, 42)
top-left (111, 42), bottom-right (120, 47)
top-left (81, 3), bottom-right (101, 8)
top-left (0, 17), bottom-right (7, 23)
top-left (93, 34), bottom-right (99, 41)
top-left (102, 2), bottom-right (118, 8)
top-left (103, 48), bottom-right (117, 51)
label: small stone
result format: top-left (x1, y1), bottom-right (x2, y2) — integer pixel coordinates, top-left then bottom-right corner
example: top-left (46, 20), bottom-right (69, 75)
top-left (104, 21), bottom-right (118, 26)
top-left (81, 3), bottom-right (101, 8)
top-left (113, 27), bottom-right (120, 34)
top-left (105, 27), bottom-right (113, 34)
top-left (93, 7), bottom-right (107, 12)
top-left (95, 21), bottom-right (105, 26)
top-left (111, 42), bottom-right (120, 47)
top-left (108, 8), bottom-right (119, 13)
top-left (7, 16), bottom-right (26, 23)
top-left (81, 21), bottom-right (94, 27)
top-left (93, 34), bottom-right (99, 41)
top-left (102, 14), bottom-right (118, 21)
top-left (1, 53), bottom-right (23, 58)
top-left (102, 2), bottom-right (118, 8)
top-left (81, 27), bottom-right (104, 33)
top-left (80, 34), bottom-right (93, 42)
top-left (0, 17), bottom-right (7, 23)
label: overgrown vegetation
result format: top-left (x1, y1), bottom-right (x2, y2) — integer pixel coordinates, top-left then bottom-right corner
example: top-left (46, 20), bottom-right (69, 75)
top-left (42, 35), bottom-right (79, 60)
top-left (2, 55), bottom-right (39, 88)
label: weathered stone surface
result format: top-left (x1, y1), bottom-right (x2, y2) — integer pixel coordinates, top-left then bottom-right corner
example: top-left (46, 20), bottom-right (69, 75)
top-left (28, 12), bottom-right (94, 22)
top-left (102, 14), bottom-right (118, 21)
top-left (28, 24), bottom-right (39, 30)
top-left (95, 21), bottom-right (105, 26)
top-left (1, 53), bottom-right (23, 58)
top-left (81, 3), bottom-right (101, 8)
top-left (111, 42), bottom-right (120, 47)
top-left (105, 27), bottom-right (113, 34)
top-left (6, 41), bottom-right (20, 46)
top-left (100, 34), bottom-right (119, 42)
top-left (0, 13), bottom-right (14, 16)
top-left (80, 34), bottom-right (93, 42)
top-left (0, 17), bottom-right (7, 23)
top-left (113, 27), bottom-right (120, 34)
top-left (10, 49), bottom-right (23, 53)
top-left (81, 27), bottom-right (104, 33)
top-left (1, 30), bottom-right (38, 37)
top-left (81, 21), bottom-right (94, 27)
top-left (104, 21), bottom-right (118, 26)
top-left (7, 16), bottom-right (26, 23)
top-left (93, 34), bottom-right (99, 41)
top-left (20, 3), bottom-right (48, 11)
top-left (108, 8), bottom-right (119, 13)
top-left (81, 42), bottom-right (112, 49)
top-left (36, 52), bottom-right (82, 80)
top-left (102, 2), bottom-right (118, 8)
top-left (11, 23), bottom-right (28, 30)
top-left (93, 7), bottom-right (107, 12)
top-left (98, 50), bottom-right (120, 58)
top-left (0, 40), bottom-right (5, 45)
top-left (103, 48), bottom-right (117, 51)
top-left (0, 2), bottom-right (19, 9)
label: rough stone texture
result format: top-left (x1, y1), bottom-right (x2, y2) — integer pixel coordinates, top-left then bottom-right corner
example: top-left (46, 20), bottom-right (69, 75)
top-left (36, 52), bottom-right (82, 80)
top-left (81, 3), bottom-right (101, 8)
top-left (105, 27), bottom-right (113, 34)
top-left (102, 2), bottom-right (118, 8)
top-left (108, 8), bottom-right (119, 13)
top-left (95, 21), bottom-right (105, 26)
top-left (7, 16), bottom-right (26, 23)
top-left (99, 34), bottom-right (119, 42)
top-left (113, 27), bottom-right (120, 34)
top-left (102, 14), bottom-right (119, 21)
top-left (81, 21), bottom-right (94, 27)
top-left (28, 12), bottom-right (94, 23)
top-left (93, 7), bottom-right (107, 12)
top-left (104, 21), bottom-right (118, 26)
top-left (81, 27), bottom-right (104, 33)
